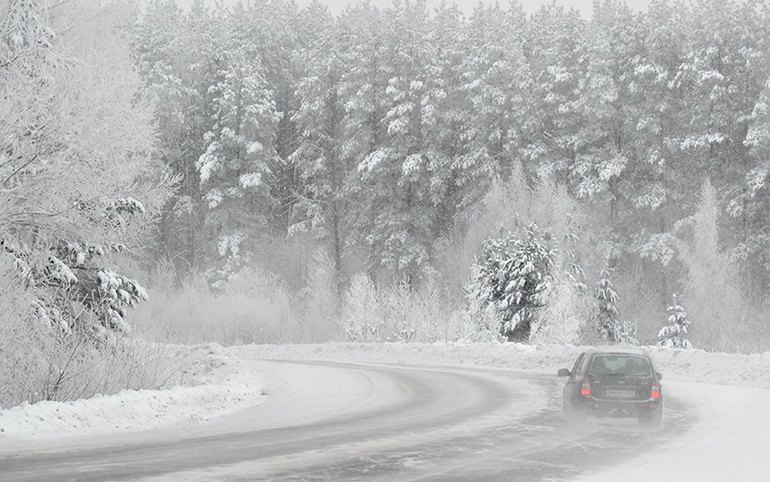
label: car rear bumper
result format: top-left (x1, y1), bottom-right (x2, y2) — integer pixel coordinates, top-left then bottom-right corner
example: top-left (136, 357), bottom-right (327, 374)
top-left (578, 397), bottom-right (662, 417)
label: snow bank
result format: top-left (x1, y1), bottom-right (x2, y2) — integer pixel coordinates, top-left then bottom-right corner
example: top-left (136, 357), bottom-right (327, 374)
top-left (232, 342), bottom-right (770, 388)
top-left (0, 343), bottom-right (265, 444)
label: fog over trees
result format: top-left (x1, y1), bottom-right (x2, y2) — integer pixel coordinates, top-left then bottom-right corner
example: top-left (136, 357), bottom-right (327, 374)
top-left (130, 0), bottom-right (770, 348)
top-left (1, 0), bottom-right (769, 405)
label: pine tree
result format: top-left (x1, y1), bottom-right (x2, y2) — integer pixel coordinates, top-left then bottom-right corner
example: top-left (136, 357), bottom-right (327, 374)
top-left (595, 270), bottom-right (622, 343)
top-left (730, 79), bottom-right (770, 299)
top-left (459, 2), bottom-right (533, 192)
top-left (524, 3), bottom-right (586, 183)
top-left (658, 295), bottom-right (693, 349)
top-left (469, 224), bottom-right (555, 341)
top-left (290, 10), bottom-right (354, 291)
top-left (129, 0), bottom-right (218, 275)
top-left (355, 0), bottom-right (440, 284)
top-left (196, 44), bottom-right (280, 284)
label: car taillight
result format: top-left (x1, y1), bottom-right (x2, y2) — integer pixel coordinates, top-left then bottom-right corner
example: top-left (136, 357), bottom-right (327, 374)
top-left (580, 379), bottom-right (591, 397)
top-left (650, 381), bottom-right (661, 400)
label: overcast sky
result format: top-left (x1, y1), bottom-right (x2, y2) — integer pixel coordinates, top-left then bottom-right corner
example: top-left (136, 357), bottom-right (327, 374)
top-left (175, 0), bottom-right (654, 19)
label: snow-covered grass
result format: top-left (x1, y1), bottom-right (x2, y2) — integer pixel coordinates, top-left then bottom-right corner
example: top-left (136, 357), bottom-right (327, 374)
top-left (0, 332), bottom-right (208, 409)
top-left (0, 343), bottom-right (265, 445)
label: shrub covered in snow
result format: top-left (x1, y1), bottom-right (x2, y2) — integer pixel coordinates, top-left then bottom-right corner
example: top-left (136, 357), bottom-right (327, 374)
top-left (338, 273), bottom-right (491, 344)
top-left (340, 274), bottom-right (383, 342)
top-left (133, 267), bottom-right (302, 346)
top-left (531, 268), bottom-right (590, 345)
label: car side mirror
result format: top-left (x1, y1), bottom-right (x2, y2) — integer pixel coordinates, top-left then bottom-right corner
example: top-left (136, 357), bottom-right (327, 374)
top-left (656, 372), bottom-right (663, 380)
top-left (557, 368), bottom-right (571, 377)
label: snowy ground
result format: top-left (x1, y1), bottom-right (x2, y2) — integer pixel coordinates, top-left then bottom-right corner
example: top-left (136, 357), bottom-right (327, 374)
top-left (2, 342), bottom-right (770, 480)
top-left (578, 381), bottom-right (770, 482)
top-left (231, 342), bottom-right (770, 388)
top-left (0, 343), bottom-right (267, 451)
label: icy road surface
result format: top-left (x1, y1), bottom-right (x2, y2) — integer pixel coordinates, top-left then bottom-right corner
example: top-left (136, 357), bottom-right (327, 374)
top-left (0, 358), bottom-right (767, 481)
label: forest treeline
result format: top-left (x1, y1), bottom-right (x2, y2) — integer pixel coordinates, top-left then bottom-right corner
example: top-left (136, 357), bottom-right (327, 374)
top-left (130, 0), bottom-right (770, 349)
top-left (2, 0), bottom-right (770, 409)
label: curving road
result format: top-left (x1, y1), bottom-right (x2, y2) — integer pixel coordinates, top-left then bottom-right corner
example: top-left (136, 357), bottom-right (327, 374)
top-left (0, 360), bottom-right (695, 481)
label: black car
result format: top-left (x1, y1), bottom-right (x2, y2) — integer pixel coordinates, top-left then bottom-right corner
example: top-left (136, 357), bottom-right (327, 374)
top-left (557, 347), bottom-right (663, 426)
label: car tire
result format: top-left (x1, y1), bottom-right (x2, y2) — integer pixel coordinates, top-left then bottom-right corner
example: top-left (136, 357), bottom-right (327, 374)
top-left (639, 407), bottom-right (663, 427)
top-left (563, 399), bottom-right (586, 423)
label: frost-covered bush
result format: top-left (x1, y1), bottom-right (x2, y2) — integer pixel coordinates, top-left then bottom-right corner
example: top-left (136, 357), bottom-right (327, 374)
top-left (468, 224), bottom-right (555, 341)
top-left (298, 250), bottom-right (341, 342)
top-left (340, 274), bottom-right (383, 342)
top-left (531, 269), bottom-right (590, 345)
top-left (339, 274), bottom-right (487, 343)
top-left (134, 267), bottom-right (301, 345)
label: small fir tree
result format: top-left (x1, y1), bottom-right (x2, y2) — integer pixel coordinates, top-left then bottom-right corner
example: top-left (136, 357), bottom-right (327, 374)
top-left (619, 320), bottom-right (640, 346)
top-left (595, 270), bottom-right (622, 343)
top-left (658, 295), bottom-right (693, 349)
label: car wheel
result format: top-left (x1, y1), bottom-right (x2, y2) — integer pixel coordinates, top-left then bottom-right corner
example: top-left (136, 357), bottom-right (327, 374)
top-left (639, 407), bottom-right (663, 427)
top-left (563, 399), bottom-right (586, 423)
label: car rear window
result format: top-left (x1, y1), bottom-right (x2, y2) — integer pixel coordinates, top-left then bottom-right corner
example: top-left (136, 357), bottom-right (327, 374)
top-left (588, 354), bottom-right (652, 377)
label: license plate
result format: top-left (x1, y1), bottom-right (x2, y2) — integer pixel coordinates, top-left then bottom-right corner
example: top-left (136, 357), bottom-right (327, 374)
top-left (605, 389), bottom-right (635, 399)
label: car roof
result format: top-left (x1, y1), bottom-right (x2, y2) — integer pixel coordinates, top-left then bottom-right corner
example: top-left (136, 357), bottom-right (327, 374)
top-left (583, 346), bottom-right (649, 356)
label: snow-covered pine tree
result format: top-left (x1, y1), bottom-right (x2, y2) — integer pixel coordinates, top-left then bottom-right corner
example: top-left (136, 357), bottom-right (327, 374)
top-left (592, 269), bottom-right (639, 345)
top-left (730, 79), bottom-right (770, 299)
top-left (459, 2), bottom-right (533, 196)
top-left (468, 224), bottom-right (555, 341)
top-left (196, 44), bottom-right (280, 286)
top-left (570, 1), bottom-right (633, 201)
top-left (658, 295), bottom-right (693, 349)
top-left (525, 3), bottom-right (586, 181)
top-left (290, 14), bottom-right (354, 291)
top-left (128, 0), bottom-right (214, 276)
top-left (595, 270), bottom-right (622, 343)
top-left (355, 0), bottom-right (441, 285)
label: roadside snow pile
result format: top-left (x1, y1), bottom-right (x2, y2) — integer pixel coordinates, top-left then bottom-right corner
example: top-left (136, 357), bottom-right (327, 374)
top-left (646, 346), bottom-right (770, 388)
top-left (233, 342), bottom-right (770, 388)
top-left (0, 343), bottom-right (266, 441)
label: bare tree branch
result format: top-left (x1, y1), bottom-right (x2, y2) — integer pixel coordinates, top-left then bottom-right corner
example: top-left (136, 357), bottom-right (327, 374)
top-left (2, 153), bottom-right (39, 187)
top-left (0, 52), bottom-right (23, 69)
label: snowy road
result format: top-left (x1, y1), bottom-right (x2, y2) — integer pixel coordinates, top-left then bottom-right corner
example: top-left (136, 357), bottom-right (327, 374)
top-left (0, 358), bottom-right (737, 481)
